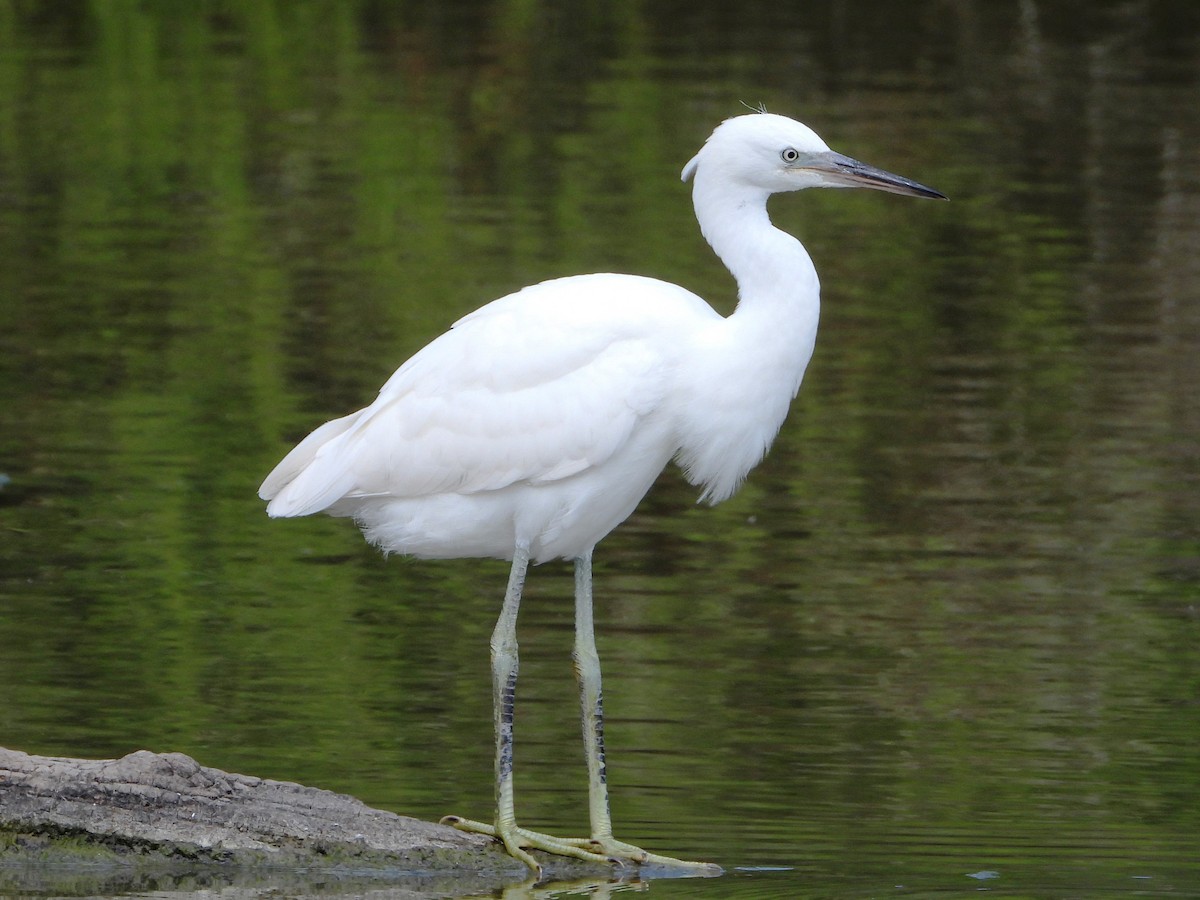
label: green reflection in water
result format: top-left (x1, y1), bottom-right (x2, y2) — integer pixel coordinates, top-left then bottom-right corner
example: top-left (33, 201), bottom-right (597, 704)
top-left (1, 2), bottom-right (1198, 897)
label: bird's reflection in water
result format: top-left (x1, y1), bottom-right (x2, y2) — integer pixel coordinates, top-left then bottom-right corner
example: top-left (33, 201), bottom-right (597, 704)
top-left (486, 873), bottom-right (651, 899)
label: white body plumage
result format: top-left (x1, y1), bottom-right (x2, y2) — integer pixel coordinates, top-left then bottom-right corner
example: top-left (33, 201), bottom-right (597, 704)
top-left (260, 113), bottom-right (941, 564)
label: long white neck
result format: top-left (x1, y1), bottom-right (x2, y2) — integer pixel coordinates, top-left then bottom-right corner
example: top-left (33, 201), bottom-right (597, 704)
top-left (692, 173), bottom-right (821, 316)
top-left (674, 170), bottom-right (822, 504)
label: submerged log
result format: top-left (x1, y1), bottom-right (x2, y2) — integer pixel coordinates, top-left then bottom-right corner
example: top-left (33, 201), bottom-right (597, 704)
top-left (0, 746), bottom-right (615, 894)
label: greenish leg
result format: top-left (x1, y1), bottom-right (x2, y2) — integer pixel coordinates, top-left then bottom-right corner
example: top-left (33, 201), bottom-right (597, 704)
top-left (572, 547), bottom-right (613, 841)
top-left (443, 545), bottom-right (719, 878)
top-left (571, 550), bottom-right (719, 871)
top-left (441, 545), bottom-right (618, 877)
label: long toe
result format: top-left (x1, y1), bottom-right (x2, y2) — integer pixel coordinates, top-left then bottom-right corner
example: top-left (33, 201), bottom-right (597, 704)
top-left (583, 836), bottom-right (722, 875)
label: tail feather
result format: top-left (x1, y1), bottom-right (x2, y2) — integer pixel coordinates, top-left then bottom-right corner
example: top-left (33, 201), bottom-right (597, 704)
top-left (259, 411), bottom-right (362, 517)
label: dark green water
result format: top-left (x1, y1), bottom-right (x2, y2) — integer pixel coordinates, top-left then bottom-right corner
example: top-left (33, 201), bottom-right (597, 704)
top-left (2, 2), bottom-right (1199, 897)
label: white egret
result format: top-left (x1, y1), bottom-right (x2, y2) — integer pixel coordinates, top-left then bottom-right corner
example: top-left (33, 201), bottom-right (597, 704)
top-left (259, 112), bottom-right (944, 876)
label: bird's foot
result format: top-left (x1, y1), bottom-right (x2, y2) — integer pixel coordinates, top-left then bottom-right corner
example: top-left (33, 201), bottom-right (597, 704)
top-left (440, 815), bottom-right (719, 878)
top-left (441, 815), bottom-right (616, 876)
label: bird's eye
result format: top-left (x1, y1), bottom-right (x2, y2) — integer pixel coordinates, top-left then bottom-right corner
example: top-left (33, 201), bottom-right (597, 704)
top-left (781, 147), bottom-right (799, 163)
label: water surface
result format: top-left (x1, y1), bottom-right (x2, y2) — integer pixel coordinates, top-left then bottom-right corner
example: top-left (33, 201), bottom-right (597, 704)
top-left (1, 2), bottom-right (1198, 897)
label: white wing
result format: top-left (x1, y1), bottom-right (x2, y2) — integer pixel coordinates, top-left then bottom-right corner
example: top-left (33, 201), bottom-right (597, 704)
top-left (260, 274), bottom-right (719, 518)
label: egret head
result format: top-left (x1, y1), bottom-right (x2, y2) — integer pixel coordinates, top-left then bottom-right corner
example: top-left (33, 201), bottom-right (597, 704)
top-left (681, 112), bottom-right (945, 200)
